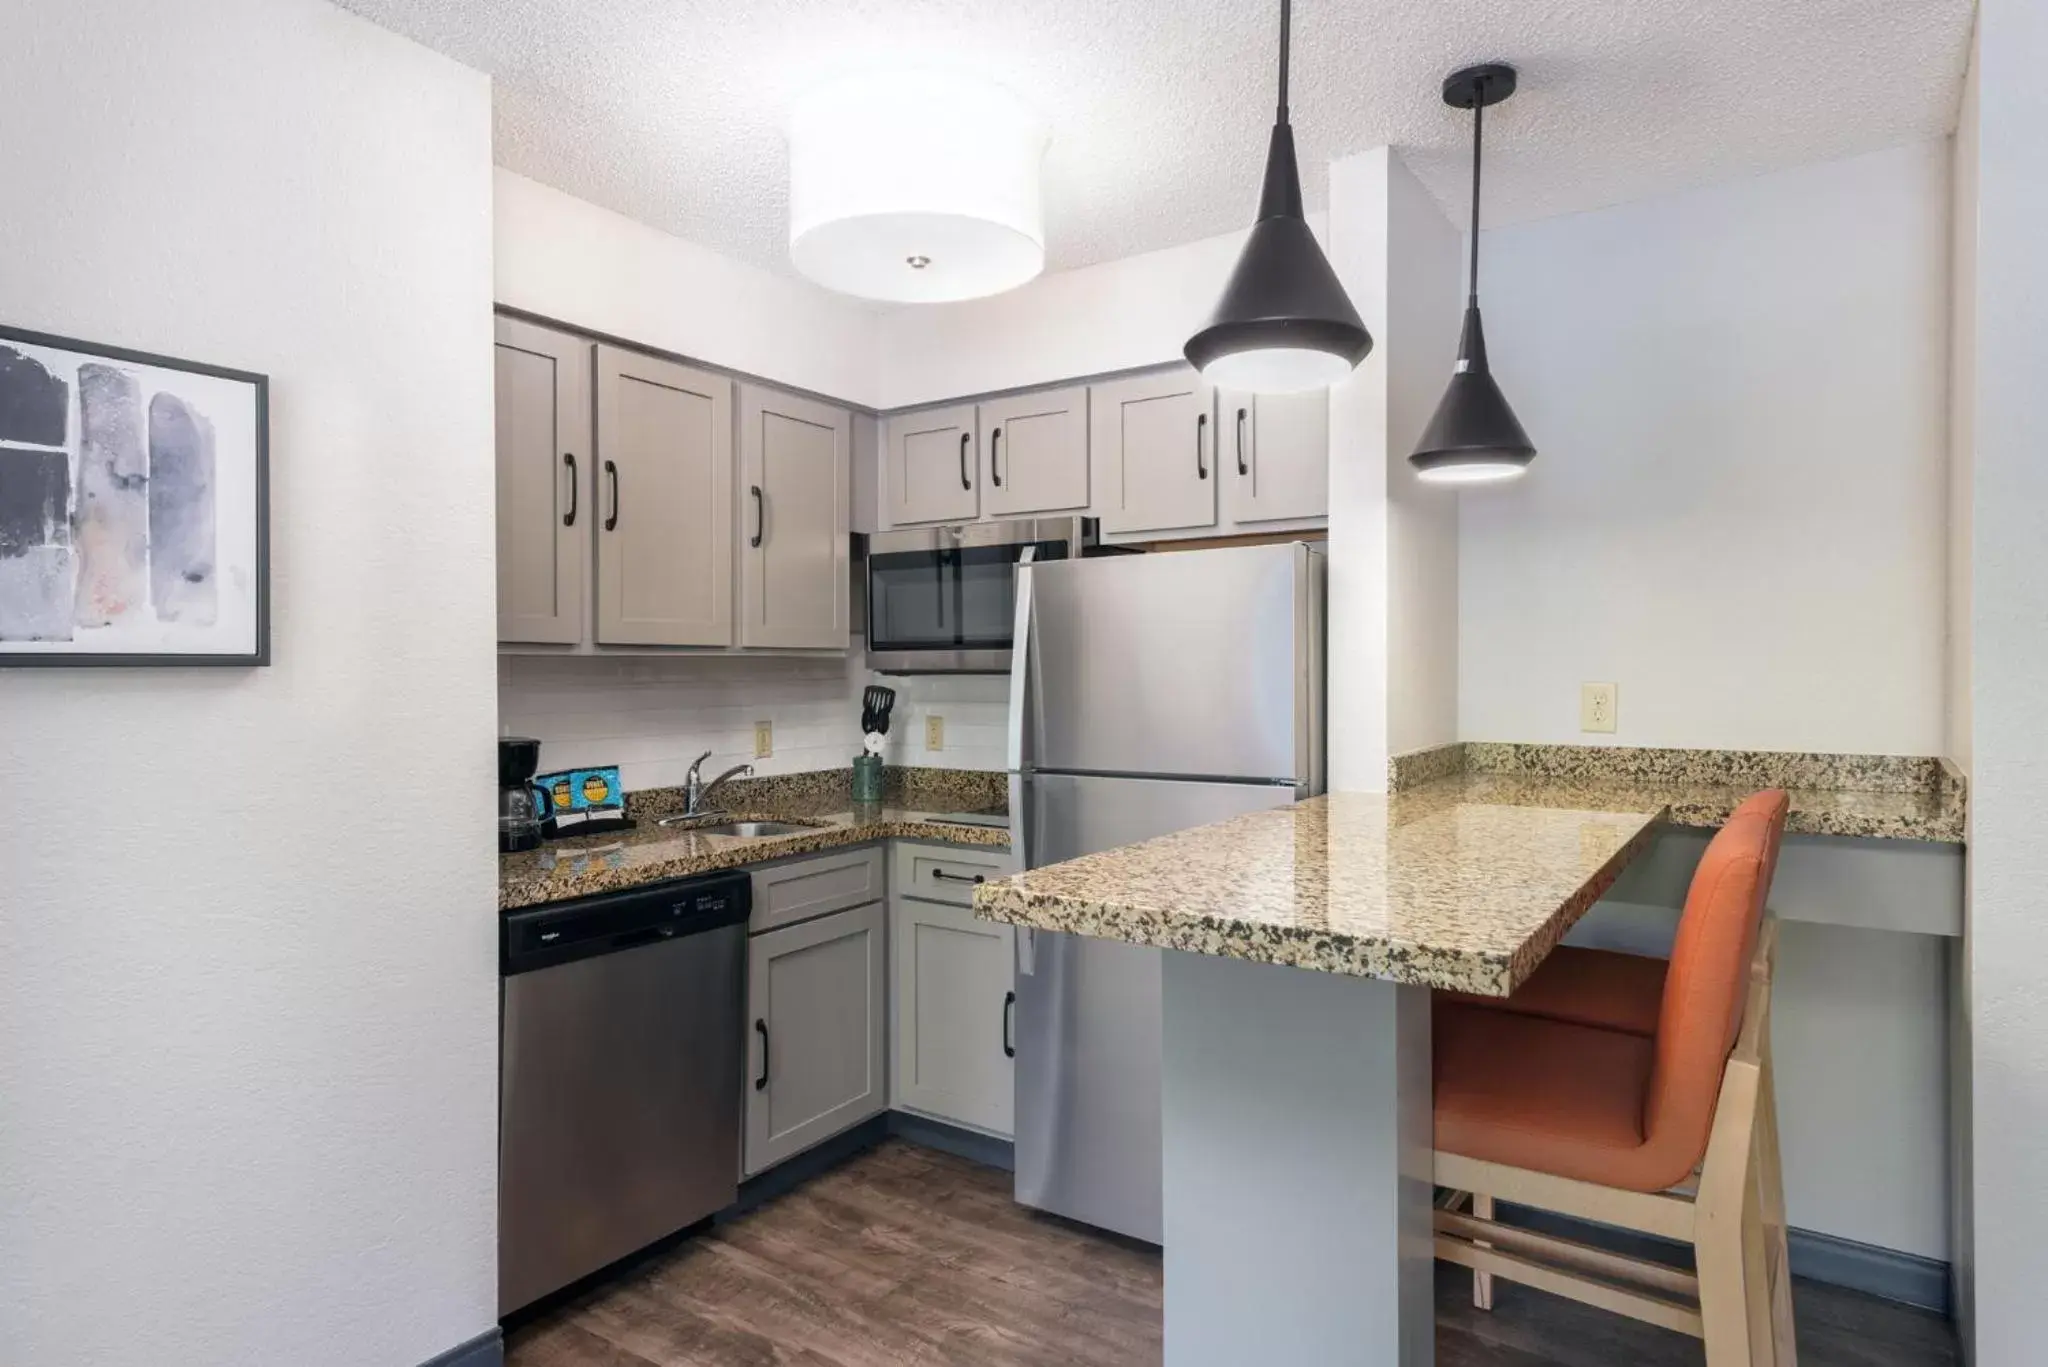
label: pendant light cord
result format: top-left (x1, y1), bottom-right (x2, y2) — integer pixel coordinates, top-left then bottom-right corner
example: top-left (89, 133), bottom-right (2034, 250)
top-left (1277, 0), bottom-right (1291, 124)
top-left (1468, 74), bottom-right (1483, 305)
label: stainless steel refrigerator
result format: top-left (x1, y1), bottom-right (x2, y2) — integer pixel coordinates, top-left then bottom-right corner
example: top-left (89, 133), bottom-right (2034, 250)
top-left (1007, 541), bottom-right (1325, 1243)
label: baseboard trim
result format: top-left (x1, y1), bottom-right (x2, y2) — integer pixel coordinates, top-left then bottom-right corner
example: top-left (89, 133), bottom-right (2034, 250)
top-left (1497, 1201), bottom-right (1951, 1315)
top-left (725, 1114), bottom-right (890, 1220)
top-left (886, 1110), bottom-right (1016, 1171)
top-left (419, 1327), bottom-right (502, 1367)
top-left (1788, 1227), bottom-right (1952, 1315)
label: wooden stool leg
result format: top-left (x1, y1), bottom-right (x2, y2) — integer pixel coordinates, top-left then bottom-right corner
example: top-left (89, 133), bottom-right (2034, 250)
top-left (1697, 1059), bottom-right (1762, 1367)
top-left (1757, 1052), bottom-right (1797, 1365)
top-left (1471, 1193), bottom-right (1496, 1310)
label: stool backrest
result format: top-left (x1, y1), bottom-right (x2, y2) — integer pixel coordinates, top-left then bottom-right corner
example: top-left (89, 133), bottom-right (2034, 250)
top-left (1640, 790), bottom-right (1790, 1166)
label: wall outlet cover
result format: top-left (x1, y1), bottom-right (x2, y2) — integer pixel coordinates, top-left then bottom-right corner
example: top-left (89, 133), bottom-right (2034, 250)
top-left (1580, 682), bottom-right (1618, 734)
top-left (754, 720), bottom-right (773, 758)
top-left (925, 715), bottom-right (944, 751)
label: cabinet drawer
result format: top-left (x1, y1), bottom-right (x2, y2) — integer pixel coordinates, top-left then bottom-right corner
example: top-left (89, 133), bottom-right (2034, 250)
top-left (891, 842), bottom-right (1012, 908)
top-left (749, 846), bottom-right (884, 933)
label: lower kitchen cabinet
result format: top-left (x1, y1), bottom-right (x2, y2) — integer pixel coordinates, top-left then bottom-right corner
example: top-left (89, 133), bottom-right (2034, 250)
top-left (890, 895), bottom-right (1016, 1137)
top-left (744, 901), bottom-right (886, 1176)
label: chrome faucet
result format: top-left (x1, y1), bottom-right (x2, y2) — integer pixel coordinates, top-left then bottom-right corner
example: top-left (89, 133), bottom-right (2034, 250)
top-left (684, 750), bottom-right (755, 816)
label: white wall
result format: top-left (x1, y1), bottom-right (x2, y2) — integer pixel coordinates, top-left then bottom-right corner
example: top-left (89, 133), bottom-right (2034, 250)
top-left (0, 3), bottom-right (498, 1366)
top-left (1946, 36), bottom-right (1978, 779)
top-left (1966, 1), bottom-right (2048, 1359)
top-left (1459, 141), bottom-right (1950, 754)
top-left (1326, 149), bottom-right (1463, 788)
top-left (495, 169), bottom-right (881, 407)
top-left (499, 657), bottom-right (1011, 792)
top-left (872, 217), bottom-right (1324, 410)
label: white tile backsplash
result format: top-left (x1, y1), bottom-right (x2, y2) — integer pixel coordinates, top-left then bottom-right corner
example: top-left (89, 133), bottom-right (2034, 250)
top-left (498, 653), bottom-right (1011, 791)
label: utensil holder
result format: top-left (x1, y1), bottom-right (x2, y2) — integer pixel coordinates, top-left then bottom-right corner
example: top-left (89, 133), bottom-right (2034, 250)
top-left (851, 754), bottom-right (885, 804)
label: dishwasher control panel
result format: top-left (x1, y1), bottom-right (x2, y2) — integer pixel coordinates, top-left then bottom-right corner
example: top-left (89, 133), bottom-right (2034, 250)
top-left (502, 870), bottom-right (752, 975)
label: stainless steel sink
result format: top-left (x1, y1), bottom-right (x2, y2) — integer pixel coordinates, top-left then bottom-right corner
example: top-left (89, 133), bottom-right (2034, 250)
top-left (656, 817), bottom-right (820, 838)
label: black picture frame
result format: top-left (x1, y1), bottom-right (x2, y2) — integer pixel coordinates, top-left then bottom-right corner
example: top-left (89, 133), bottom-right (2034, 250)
top-left (0, 323), bottom-right (270, 667)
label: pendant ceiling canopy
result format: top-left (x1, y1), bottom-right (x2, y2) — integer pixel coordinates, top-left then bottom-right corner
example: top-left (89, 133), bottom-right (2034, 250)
top-left (1410, 63), bottom-right (1537, 484)
top-left (788, 71), bottom-right (1048, 303)
top-left (1184, 0), bottom-right (1372, 394)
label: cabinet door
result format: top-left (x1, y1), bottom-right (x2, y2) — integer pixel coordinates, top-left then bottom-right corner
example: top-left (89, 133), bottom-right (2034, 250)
top-left (738, 385), bottom-right (851, 649)
top-left (1092, 372), bottom-right (1217, 535)
top-left (494, 318), bottom-right (590, 644)
top-left (980, 386), bottom-right (1089, 519)
top-left (891, 896), bottom-right (1015, 1136)
top-left (883, 404), bottom-right (979, 525)
top-left (594, 347), bottom-right (733, 646)
top-left (1222, 389), bottom-right (1329, 524)
top-left (745, 902), bottom-right (886, 1176)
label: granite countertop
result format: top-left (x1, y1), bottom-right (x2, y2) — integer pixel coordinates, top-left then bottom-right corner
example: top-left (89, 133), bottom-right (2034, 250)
top-left (501, 801), bottom-right (1007, 912)
top-left (973, 790), bottom-right (1664, 996)
top-left (1389, 743), bottom-right (1966, 844)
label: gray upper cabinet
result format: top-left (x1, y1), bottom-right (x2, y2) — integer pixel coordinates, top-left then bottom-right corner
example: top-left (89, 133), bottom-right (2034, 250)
top-left (745, 902), bottom-right (887, 1176)
top-left (883, 404), bottom-right (980, 526)
top-left (594, 346), bottom-right (734, 647)
top-left (494, 318), bottom-right (590, 644)
top-left (738, 385), bottom-right (851, 649)
top-left (1092, 371), bottom-right (1218, 536)
top-left (1221, 389), bottom-right (1329, 524)
top-left (980, 385), bottom-right (1089, 519)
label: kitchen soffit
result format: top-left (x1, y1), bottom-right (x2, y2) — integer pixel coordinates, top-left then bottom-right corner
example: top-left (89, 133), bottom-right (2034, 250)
top-left (336, 0), bottom-right (1973, 280)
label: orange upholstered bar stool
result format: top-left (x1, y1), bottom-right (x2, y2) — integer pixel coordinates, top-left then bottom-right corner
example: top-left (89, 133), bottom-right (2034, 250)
top-left (1433, 790), bottom-right (1795, 1367)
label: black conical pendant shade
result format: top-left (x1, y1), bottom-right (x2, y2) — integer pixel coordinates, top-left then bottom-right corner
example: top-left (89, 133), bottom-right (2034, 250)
top-left (1411, 63), bottom-right (1536, 483)
top-left (1184, 1), bottom-right (1372, 394)
top-left (1410, 304), bottom-right (1535, 481)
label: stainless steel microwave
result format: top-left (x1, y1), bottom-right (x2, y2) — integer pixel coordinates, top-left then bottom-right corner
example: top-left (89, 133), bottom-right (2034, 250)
top-left (865, 518), bottom-right (1096, 674)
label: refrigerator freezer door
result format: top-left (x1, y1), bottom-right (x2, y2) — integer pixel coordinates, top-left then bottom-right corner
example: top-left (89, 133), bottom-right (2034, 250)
top-left (1011, 771), bottom-right (1302, 1243)
top-left (1014, 543), bottom-right (1319, 784)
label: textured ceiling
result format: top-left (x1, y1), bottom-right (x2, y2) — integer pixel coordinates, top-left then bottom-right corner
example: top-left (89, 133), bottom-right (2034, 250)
top-left (337, 0), bottom-right (1974, 278)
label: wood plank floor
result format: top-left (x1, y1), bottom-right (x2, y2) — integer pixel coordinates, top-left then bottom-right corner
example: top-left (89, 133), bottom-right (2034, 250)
top-left (507, 1139), bottom-right (1958, 1367)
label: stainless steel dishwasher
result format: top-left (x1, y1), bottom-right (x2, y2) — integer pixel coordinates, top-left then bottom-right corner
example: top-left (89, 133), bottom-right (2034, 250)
top-left (499, 869), bottom-right (749, 1315)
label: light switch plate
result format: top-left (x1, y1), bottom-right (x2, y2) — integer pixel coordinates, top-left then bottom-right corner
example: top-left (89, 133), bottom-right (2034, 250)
top-left (754, 720), bottom-right (773, 758)
top-left (925, 715), bottom-right (945, 751)
top-left (1580, 682), bottom-right (1618, 734)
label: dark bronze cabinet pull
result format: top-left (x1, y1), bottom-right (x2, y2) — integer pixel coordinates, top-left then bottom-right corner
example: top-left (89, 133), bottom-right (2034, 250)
top-left (563, 452), bottom-right (579, 526)
top-left (930, 868), bottom-right (985, 885)
top-left (1236, 407), bottom-right (1249, 476)
top-left (1003, 990), bottom-right (1016, 1058)
top-left (604, 459), bottom-right (620, 531)
top-left (754, 1020), bottom-right (770, 1091)
top-left (959, 432), bottom-right (972, 491)
top-left (991, 427), bottom-right (1004, 487)
top-left (1196, 411), bottom-right (1209, 480)
top-left (750, 485), bottom-right (764, 548)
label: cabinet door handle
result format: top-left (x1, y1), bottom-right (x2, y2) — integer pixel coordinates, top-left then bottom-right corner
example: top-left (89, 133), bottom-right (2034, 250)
top-left (750, 485), bottom-right (764, 548)
top-left (1235, 407), bottom-right (1249, 477)
top-left (754, 1019), bottom-right (770, 1092)
top-left (990, 427), bottom-right (1003, 487)
top-left (603, 460), bottom-right (620, 531)
top-left (930, 868), bottom-right (985, 885)
top-left (1196, 412), bottom-right (1209, 480)
top-left (563, 453), bottom-right (579, 526)
top-left (1003, 989), bottom-right (1016, 1059)
top-left (959, 432), bottom-right (972, 491)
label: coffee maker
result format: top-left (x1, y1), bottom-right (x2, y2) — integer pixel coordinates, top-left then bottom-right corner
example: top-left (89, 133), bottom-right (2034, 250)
top-left (499, 736), bottom-right (545, 853)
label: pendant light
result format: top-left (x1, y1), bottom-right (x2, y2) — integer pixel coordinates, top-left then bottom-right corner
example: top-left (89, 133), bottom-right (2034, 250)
top-left (1410, 63), bottom-right (1536, 484)
top-left (1184, 0), bottom-right (1371, 394)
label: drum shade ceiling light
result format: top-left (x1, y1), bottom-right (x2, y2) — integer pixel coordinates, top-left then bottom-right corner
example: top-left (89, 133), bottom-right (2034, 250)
top-left (1185, 0), bottom-right (1372, 394)
top-left (1410, 63), bottom-right (1537, 484)
top-left (788, 71), bottom-right (1048, 303)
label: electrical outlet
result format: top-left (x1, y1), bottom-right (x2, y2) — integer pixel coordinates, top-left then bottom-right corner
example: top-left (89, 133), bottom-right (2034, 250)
top-left (925, 715), bottom-right (945, 752)
top-left (1580, 682), bottom-right (1618, 734)
top-left (754, 720), bottom-right (773, 758)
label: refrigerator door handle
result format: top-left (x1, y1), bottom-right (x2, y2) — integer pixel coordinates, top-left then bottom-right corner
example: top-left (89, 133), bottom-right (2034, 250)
top-left (1016, 926), bottom-right (1037, 976)
top-left (1006, 550), bottom-right (1037, 772)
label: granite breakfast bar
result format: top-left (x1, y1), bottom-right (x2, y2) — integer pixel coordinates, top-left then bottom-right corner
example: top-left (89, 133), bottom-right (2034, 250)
top-left (974, 787), bottom-right (1670, 1367)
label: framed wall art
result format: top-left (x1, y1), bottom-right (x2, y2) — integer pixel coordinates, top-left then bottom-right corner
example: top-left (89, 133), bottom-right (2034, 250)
top-left (0, 324), bottom-right (268, 665)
